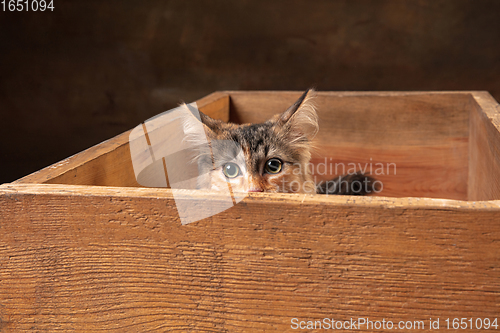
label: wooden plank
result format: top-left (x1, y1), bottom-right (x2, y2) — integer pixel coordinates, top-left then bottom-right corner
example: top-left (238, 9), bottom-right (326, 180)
top-left (12, 92), bottom-right (230, 186)
top-left (229, 91), bottom-right (470, 145)
top-left (311, 141), bottom-right (468, 200)
top-left (468, 92), bottom-right (500, 201)
top-left (12, 130), bottom-right (135, 186)
top-left (0, 183), bottom-right (499, 332)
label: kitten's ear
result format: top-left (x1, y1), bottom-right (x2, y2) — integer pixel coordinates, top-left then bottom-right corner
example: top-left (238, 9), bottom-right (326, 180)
top-left (277, 88), bottom-right (318, 140)
top-left (180, 104), bottom-right (222, 142)
top-left (199, 112), bottom-right (224, 137)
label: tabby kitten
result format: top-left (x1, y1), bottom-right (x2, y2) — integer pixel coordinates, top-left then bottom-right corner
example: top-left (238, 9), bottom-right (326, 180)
top-left (182, 89), bottom-right (376, 195)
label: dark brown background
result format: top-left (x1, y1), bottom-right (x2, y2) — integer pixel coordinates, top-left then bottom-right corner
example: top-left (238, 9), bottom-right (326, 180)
top-left (1, 0), bottom-right (499, 184)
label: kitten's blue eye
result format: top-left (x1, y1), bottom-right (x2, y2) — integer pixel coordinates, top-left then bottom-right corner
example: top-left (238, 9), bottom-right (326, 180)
top-left (265, 158), bottom-right (282, 174)
top-left (223, 162), bottom-right (240, 178)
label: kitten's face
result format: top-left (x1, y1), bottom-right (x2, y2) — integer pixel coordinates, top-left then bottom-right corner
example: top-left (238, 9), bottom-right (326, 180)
top-left (203, 121), bottom-right (314, 193)
top-left (186, 89), bottom-right (318, 194)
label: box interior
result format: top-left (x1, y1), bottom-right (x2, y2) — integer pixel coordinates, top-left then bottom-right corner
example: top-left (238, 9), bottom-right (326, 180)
top-left (13, 91), bottom-right (500, 201)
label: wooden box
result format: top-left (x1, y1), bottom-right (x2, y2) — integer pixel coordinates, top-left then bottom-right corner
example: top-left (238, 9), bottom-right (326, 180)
top-left (1, 91), bottom-right (499, 332)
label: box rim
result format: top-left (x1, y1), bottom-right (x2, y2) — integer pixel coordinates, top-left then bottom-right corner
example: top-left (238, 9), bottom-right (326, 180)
top-left (2, 183), bottom-right (500, 211)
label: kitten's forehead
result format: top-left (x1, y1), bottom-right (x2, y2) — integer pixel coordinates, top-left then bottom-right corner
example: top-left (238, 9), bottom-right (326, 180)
top-left (234, 123), bottom-right (274, 151)
top-left (208, 120), bottom-right (301, 168)
top-left (226, 122), bottom-right (297, 161)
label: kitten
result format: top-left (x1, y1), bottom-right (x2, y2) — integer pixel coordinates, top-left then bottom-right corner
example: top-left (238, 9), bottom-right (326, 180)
top-left (182, 89), bottom-right (377, 195)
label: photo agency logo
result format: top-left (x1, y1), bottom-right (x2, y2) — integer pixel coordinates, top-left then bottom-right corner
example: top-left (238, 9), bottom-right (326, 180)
top-left (129, 103), bottom-right (247, 225)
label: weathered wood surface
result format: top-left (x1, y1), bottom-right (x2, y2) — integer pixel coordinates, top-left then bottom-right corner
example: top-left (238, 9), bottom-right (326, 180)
top-left (229, 91), bottom-right (471, 147)
top-left (468, 92), bottom-right (500, 201)
top-left (311, 142), bottom-right (468, 200)
top-left (12, 92), bottom-right (230, 187)
top-left (1, 183), bottom-right (499, 332)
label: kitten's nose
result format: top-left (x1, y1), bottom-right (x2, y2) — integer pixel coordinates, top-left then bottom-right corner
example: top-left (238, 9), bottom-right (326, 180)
top-left (248, 187), bottom-right (263, 192)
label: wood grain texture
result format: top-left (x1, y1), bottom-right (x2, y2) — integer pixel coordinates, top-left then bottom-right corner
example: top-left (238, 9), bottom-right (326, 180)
top-left (229, 91), bottom-right (471, 146)
top-left (468, 92), bottom-right (500, 201)
top-left (12, 92), bottom-right (229, 187)
top-left (0, 183), bottom-right (499, 332)
top-left (311, 142), bottom-right (468, 200)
